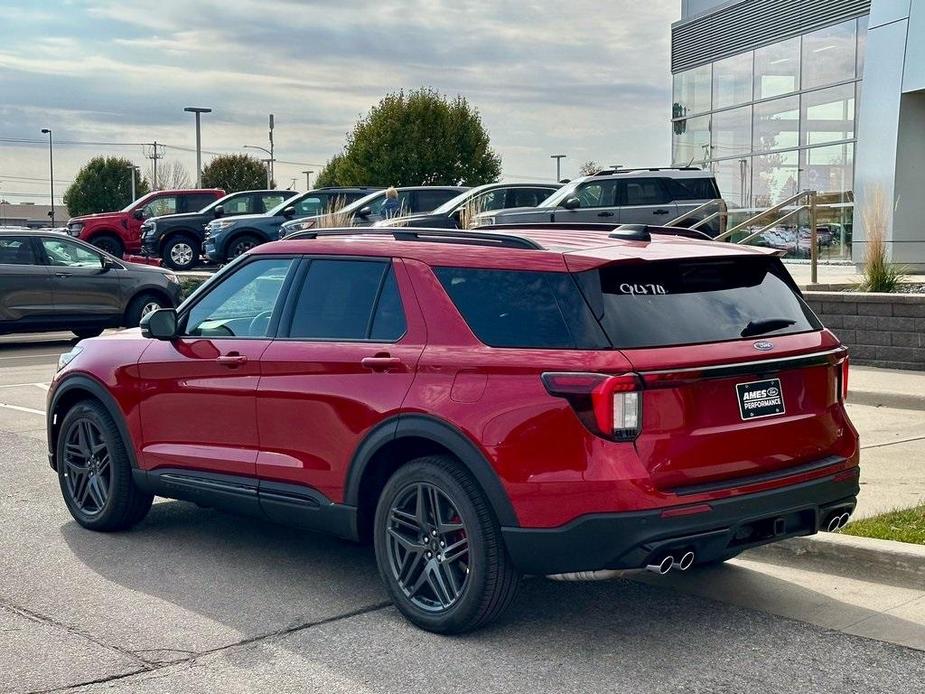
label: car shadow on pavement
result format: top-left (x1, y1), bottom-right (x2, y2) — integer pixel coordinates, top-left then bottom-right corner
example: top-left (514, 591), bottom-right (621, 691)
top-left (59, 498), bottom-right (924, 663)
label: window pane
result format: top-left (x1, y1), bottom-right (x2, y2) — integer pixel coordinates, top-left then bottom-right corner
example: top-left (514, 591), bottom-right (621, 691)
top-left (802, 20), bottom-right (856, 90)
top-left (184, 258), bottom-right (293, 337)
top-left (289, 260), bottom-right (387, 340)
top-left (801, 83), bottom-right (855, 147)
top-left (475, 189), bottom-right (508, 212)
top-left (414, 190), bottom-right (457, 212)
top-left (370, 267), bottom-right (407, 341)
top-left (713, 52), bottom-right (753, 109)
top-left (575, 180), bottom-right (617, 208)
top-left (0, 238), bottom-right (36, 265)
top-left (41, 239), bottom-right (101, 268)
top-left (800, 143), bottom-right (854, 204)
top-left (507, 188), bottom-right (552, 208)
top-left (435, 268), bottom-right (606, 349)
top-left (673, 64), bottom-right (712, 117)
top-left (754, 37), bottom-right (800, 100)
top-left (712, 105), bottom-right (752, 158)
top-left (294, 196), bottom-right (324, 216)
top-left (186, 194), bottom-right (216, 212)
top-left (672, 115), bottom-right (711, 165)
top-left (754, 95), bottom-right (799, 152)
top-left (753, 150), bottom-right (799, 207)
top-left (623, 179), bottom-right (669, 206)
top-left (223, 195), bottom-right (255, 215)
top-left (711, 159), bottom-right (751, 208)
top-left (143, 197), bottom-right (177, 217)
top-left (664, 176), bottom-right (721, 201)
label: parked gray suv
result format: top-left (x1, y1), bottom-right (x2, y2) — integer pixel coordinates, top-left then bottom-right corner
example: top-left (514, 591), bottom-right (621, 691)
top-left (472, 167), bottom-right (723, 234)
top-left (0, 231), bottom-right (182, 339)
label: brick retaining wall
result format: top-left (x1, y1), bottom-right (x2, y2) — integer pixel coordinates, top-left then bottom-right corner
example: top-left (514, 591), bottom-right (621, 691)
top-left (803, 291), bottom-right (925, 370)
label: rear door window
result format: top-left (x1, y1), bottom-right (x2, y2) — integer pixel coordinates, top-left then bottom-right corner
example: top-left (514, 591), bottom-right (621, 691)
top-left (664, 177), bottom-right (722, 201)
top-left (287, 260), bottom-right (406, 341)
top-left (508, 187), bottom-right (555, 207)
top-left (435, 268), bottom-right (607, 349)
top-left (0, 237), bottom-right (37, 265)
top-left (413, 189), bottom-right (458, 212)
top-left (574, 256), bottom-right (821, 349)
top-left (620, 179), bottom-right (671, 206)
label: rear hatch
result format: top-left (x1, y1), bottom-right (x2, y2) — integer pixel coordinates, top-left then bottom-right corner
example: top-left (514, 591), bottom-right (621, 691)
top-left (569, 254), bottom-right (852, 492)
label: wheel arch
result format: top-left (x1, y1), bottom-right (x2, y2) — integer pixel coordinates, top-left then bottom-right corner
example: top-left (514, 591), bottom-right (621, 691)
top-left (86, 228), bottom-right (124, 245)
top-left (48, 374), bottom-right (138, 472)
top-left (346, 414), bottom-right (519, 541)
top-left (160, 227), bottom-right (200, 250)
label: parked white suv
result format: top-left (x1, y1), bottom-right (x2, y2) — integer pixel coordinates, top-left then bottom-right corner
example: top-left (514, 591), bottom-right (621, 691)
top-left (472, 167), bottom-right (723, 235)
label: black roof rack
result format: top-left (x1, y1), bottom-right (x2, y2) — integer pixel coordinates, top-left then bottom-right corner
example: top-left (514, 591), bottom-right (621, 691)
top-left (477, 222), bottom-right (713, 242)
top-left (285, 227), bottom-right (543, 250)
top-left (592, 166), bottom-right (704, 176)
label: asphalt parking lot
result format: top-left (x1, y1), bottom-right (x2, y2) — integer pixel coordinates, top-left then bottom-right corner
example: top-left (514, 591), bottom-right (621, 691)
top-left (1, 333), bottom-right (923, 693)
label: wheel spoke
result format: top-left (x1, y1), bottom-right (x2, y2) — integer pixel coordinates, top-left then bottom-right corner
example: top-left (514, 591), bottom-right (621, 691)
top-left (426, 565), bottom-right (453, 608)
top-left (390, 507), bottom-right (420, 533)
top-left (438, 559), bottom-right (461, 600)
top-left (441, 537), bottom-right (469, 564)
top-left (387, 527), bottom-right (424, 553)
top-left (96, 454), bottom-right (111, 475)
top-left (397, 546), bottom-right (425, 585)
top-left (87, 475), bottom-right (106, 510)
top-left (427, 486), bottom-right (443, 528)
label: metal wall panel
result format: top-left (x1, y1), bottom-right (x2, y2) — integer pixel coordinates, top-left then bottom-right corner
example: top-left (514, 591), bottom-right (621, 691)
top-left (672, 0), bottom-right (871, 72)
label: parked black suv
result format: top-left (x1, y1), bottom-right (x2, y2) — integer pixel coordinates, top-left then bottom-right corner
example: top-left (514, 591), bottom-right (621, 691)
top-left (202, 187), bottom-right (381, 264)
top-left (375, 182), bottom-right (561, 229)
top-left (141, 190), bottom-right (297, 271)
top-left (0, 231), bottom-right (181, 339)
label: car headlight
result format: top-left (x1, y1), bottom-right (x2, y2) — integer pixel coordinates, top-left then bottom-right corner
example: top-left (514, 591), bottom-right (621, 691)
top-left (208, 220), bottom-right (237, 232)
top-left (281, 219), bottom-right (315, 237)
top-left (67, 223), bottom-right (83, 236)
top-left (164, 273), bottom-right (179, 284)
top-left (57, 345), bottom-right (83, 371)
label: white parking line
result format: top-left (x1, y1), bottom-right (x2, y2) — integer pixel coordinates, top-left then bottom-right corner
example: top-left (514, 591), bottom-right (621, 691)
top-left (32, 383), bottom-right (49, 391)
top-left (0, 382), bottom-right (50, 390)
top-left (0, 402), bottom-right (44, 416)
top-left (0, 353), bottom-right (61, 361)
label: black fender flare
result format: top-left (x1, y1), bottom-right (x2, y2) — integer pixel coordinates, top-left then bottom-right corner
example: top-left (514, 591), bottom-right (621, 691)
top-left (344, 414), bottom-right (519, 527)
top-left (160, 227), bottom-right (201, 250)
top-left (48, 374), bottom-right (139, 470)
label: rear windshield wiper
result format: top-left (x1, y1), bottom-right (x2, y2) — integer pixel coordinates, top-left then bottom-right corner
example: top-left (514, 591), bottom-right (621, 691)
top-left (740, 318), bottom-right (796, 338)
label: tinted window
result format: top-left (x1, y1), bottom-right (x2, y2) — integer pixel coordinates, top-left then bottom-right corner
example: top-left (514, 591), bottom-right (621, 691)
top-left (0, 237), bottom-right (36, 265)
top-left (508, 187), bottom-right (555, 207)
top-left (413, 190), bottom-right (458, 212)
top-left (621, 179), bottom-right (670, 206)
top-left (665, 177), bottom-right (721, 201)
top-left (41, 239), bottom-right (102, 268)
top-left (183, 194), bottom-right (218, 213)
top-left (184, 258), bottom-right (293, 337)
top-left (435, 268), bottom-right (607, 349)
top-left (575, 180), bottom-right (617, 208)
top-left (289, 260), bottom-right (405, 341)
top-left (576, 257), bottom-right (820, 349)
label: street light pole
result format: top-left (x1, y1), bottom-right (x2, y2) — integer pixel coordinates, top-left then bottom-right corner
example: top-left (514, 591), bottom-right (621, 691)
top-left (244, 145), bottom-right (274, 188)
top-left (550, 154), bottom-right (566, 182)
top-left (127, 164), bottom-right (138, 202)
top-left (268, 114), bottom-right (275, 189)
top-left (184, 107), bottom-right (212, 187)
top-left (302, 170), bottom-right (313, 190)
top-left (40, 128), bottom-right (54, 226)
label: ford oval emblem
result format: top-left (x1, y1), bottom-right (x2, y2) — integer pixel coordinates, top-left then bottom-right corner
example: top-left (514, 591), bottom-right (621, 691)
top-left (754, 341), bottom-right (774, 351)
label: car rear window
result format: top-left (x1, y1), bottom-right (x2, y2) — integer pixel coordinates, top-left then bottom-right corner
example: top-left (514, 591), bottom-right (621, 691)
top-left (664, 177), bottom-right (721, 201)
top-left (573, 256), bottom-right (821, 349)
top-left (434, 268), bottom-right (608, 349)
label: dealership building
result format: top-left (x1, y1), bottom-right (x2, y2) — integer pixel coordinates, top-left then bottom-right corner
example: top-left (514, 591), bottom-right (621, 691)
top-left (671, 0), bottom-right (925, 268)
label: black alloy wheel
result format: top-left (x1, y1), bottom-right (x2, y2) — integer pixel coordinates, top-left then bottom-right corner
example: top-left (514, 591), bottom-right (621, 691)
top-left (62, 417), bottom-right (112, 517)
top-left (385, 481), bottom-right (471, 612)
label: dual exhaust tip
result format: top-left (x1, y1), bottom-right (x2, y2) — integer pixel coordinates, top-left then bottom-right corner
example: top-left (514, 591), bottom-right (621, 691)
top-left (646, 550), bottom-right (695, 575)
top-left (826, 511), bottom-right (851, 532)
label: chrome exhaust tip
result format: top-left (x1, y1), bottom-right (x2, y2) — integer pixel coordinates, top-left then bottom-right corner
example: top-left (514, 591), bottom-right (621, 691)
top-left (678, 551), bottom-right (695, 571)
top-left (826, 515), bottom-right (841, 532)
top-left (646, 555), bottom-right (674, 575)
top-left (838, 512), bottom-right (850, 529)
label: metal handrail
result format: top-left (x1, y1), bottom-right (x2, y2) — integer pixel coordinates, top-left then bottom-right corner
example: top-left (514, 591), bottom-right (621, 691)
top-left (715, 190), bottom-right (813, 241)
top-left (666, 198), bottom-right (727, 235)
top-left (735, 205), bottom-right (808, 245)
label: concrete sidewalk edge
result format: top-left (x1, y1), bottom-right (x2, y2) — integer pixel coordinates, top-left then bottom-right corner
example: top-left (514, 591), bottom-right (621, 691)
top-left (742, 532), bottom-right (925, 589)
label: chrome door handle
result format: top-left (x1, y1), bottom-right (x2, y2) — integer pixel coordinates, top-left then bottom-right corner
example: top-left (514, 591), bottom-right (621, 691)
top-left (597, 211), bottom-right (615, 217)
top-left (216, 354), bottom-right (248, 367)
top-left (653, 209), bottom-right (670, 215)
top-left (361, 356), bottom-right (402, 371)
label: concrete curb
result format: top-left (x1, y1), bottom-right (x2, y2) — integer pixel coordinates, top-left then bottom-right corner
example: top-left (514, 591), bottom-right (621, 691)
top-left (849, 389), bottom-right (925, 411)
top-left (743, 532), bottom-right (925, 589)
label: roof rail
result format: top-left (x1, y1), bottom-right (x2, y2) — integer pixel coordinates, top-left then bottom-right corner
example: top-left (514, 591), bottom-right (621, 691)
top-left (475, 222), bottom-right (712, 241)
top-left (285, 227), bottom-right (543, 250)
top-left (592, 166), bottom-right (704, 176)
top-left (609, 224), bottom-right (713, 242)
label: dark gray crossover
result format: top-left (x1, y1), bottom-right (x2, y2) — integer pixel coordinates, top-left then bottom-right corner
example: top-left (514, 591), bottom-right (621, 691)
top-left (0, 231), bottom-right (182, 339)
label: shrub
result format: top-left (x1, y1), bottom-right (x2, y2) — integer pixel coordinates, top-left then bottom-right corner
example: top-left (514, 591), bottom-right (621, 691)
top-left (859, 186), bottom-right (907, 293)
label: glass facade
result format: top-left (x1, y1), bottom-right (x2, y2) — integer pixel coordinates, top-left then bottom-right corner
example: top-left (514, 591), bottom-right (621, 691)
top-left (671, 15), bottom-right (867, 233)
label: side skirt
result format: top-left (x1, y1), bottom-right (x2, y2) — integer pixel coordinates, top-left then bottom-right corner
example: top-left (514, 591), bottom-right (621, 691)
top-left (132, 469), bottom-right (358, 540)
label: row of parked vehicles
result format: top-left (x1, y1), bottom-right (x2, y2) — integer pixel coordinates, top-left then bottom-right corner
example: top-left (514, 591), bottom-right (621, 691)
top-left (63, 167), bottom-right (724, 271)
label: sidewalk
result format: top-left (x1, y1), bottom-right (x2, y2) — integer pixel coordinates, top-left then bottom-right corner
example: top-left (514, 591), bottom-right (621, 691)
top-left (783, 260), bottom-right (925, 289)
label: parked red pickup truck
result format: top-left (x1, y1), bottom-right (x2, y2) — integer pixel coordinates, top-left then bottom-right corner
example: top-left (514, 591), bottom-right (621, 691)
top-left (66, 189), bottom-right (224, 257)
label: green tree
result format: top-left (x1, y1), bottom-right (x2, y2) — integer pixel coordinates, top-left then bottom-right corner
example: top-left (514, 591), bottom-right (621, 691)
top-left (201, 154), bottom-right (270, 192)
top-left (63, 157), bottom-right (149, 216)
top-left (320, 87), bottom-right (501, 186)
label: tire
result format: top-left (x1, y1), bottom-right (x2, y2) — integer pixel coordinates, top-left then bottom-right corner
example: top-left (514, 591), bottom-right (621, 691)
top-left (227, 234), bottom-right (261, 259)
top-left (72, 328), bottom-right (103, 340)
top-left (57, 399), bottom-right (153, 531)
top-left (373, 455), bottom-right (521, 634)
top-left (162, 234), bottom-right (199, 271)
top-left (124, 292), bottom-right (167, 327)
top-left (91, 234), bottom-right (124, 258)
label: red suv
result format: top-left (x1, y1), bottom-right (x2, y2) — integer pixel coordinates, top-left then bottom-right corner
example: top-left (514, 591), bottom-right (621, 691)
top-left (47, 224), bottom-right (859, 633)
top-left (66, 189), bottom-right (224, 257)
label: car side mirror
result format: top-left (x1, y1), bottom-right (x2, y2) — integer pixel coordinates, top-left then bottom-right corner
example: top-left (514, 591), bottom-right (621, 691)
top-left (213, 205), bottom-right (225, 218)
top-left (357, 206), bottom-right (372, 218)
top-left (100, 256), bottom-right (117, 272)
top-left (140, 308), bottom-right (178, 340)
top-left (562, 197), bottom-right (581, 210)
top-left (133, 209), bottom-right (145, 220)
top-left (282, 206), bottom-right (296, 219)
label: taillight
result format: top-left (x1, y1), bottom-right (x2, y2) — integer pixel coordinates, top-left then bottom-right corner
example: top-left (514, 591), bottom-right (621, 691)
top-left (839, 356), bottom-right (849, 402)
top-left (541, 372), bottom-right (642, 441)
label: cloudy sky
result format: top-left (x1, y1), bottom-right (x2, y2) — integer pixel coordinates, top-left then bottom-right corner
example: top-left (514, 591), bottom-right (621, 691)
top-left (0, 0), bottom-right (676, 206)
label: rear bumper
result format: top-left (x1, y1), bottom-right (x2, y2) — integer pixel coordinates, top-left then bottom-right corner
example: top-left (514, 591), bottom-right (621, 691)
top-left (501, 466), bottom-right (860, 575)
